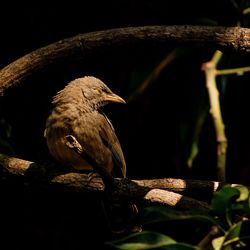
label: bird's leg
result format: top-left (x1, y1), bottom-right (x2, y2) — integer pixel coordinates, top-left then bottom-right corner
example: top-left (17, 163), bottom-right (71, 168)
top-left (87, 171), bottom-right (102, 182)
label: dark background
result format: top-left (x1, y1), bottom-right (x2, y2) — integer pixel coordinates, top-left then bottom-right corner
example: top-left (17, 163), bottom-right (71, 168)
top-left (0, 1), bottom-right (250, 249)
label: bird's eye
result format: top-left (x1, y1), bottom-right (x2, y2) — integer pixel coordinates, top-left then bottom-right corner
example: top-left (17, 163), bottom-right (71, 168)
top-left (92, 87), bottom-right (102, 94)
top-left (81, 89), bottom-right (86, 98)
top-left (101, 87), bottom-right (109, 94)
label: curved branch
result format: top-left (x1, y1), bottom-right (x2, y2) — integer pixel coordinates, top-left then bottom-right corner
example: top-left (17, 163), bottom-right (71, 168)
top-left (0, 25), bottom-right (250, 95)
top-left (0, 153), bottom-right (223, 212)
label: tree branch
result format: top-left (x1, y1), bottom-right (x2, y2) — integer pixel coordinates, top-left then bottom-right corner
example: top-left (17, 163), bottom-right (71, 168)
top-left (1, 25), bottom-right (250, 95)
top-left (0, 153), bottom-right (225, 213)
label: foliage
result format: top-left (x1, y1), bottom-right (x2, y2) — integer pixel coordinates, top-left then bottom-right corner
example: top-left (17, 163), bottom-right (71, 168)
top-left (107, 185), bottom-right (250, 249)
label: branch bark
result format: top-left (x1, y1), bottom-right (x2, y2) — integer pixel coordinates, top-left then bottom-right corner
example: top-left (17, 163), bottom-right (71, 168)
top-left (1, 25), bottom-right (250, 95)
top-left (0, 153), bottom-right (224, 213)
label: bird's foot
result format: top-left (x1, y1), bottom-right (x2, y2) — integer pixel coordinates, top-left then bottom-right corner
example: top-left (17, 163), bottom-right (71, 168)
top-left (87, 171), bottom-right (101, 181)
top-left (85, 171), bottom-right (103, 188)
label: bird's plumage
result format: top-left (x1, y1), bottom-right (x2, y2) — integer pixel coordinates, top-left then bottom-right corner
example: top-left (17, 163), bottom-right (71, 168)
top-left (44, 76), bottom-right (138, 233)
top-left (45, 76), bottom-right (126, 179)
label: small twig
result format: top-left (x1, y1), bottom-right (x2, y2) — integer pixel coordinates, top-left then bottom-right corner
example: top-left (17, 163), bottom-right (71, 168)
top-left (217, 66), bottom-right (250, 75)
top-left (243, 7), bottom-right (250, 15)
top-left (197, 226), bottom-right (221, 248)
top-left (127, 48), bottom-right (182, 102)
top-left (201, 50), bottom-right (228, 182)
top-left (202, 51), bottom-right (250, 182)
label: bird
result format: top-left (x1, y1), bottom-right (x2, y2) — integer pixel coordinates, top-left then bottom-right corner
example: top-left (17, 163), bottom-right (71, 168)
top-left (44, 76), bottom-right (138, 233)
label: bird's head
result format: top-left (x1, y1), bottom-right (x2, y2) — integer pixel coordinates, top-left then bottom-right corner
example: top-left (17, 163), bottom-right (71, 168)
top-left (79, 76), bottom-right (126, 109)
top-left (53, 76), bottom-right (126, 111)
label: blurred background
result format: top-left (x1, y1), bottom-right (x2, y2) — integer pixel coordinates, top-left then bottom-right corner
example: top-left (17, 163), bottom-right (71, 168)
top-left (0, 1), bottom-right (250, 249)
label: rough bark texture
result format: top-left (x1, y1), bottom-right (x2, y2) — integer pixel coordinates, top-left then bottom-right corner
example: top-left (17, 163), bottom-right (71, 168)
top-left (0, 154), bottom-right (221, 212)
top-left (0, 25), bottom-right (250, 95)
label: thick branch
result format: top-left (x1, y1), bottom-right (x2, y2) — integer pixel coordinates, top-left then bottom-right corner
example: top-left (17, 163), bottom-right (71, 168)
top-left (0, 154), bottom-right (225, 212)
top-left (1, 25), bottom-right (250, 95)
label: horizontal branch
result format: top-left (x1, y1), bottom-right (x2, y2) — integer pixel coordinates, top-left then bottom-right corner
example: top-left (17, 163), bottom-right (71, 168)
top-left (0, 153), bottom-right (224, 213)
top-left (0, 25), bottom-right (250, 95)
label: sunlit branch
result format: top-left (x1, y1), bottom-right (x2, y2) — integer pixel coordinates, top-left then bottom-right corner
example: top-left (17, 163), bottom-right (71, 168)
top-left (0, 153), bottom-right (221, 212)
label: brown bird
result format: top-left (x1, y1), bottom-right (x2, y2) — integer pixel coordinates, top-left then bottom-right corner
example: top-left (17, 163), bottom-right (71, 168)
top-left (44, 76), bottom-right (138, 233)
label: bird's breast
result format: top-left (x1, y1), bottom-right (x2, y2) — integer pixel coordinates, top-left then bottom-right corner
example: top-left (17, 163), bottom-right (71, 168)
top-left (45, 114), bottom-right (94, 171)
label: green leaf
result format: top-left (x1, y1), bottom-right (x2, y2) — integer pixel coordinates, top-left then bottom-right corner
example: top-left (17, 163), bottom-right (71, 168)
top-left (187, 141), bottom-right (199, 168)
top-left (213, 220), bottom-right (250, 249)
top-left (224, 221), bottom-right (242, 246)
top-left (223, 220), bottom-right (250, 248)
top-left (212, 236), bottom-right (225, 250)
top-left (106, 231), bottom-right (176, 250)
top-left (231, 184), bottom-right (249, 202)
top-left (107, 231), bottom-right (198, 250)
top-left (211, 186), bottom-right (241, 215)
top-left (159, 243), bottom-right (198, 249)
top-left (140, 206), bottom-right (220, 227)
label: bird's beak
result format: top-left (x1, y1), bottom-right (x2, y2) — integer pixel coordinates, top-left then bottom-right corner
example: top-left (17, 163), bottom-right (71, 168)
top-left (104, 93), bottom-right (126, 104)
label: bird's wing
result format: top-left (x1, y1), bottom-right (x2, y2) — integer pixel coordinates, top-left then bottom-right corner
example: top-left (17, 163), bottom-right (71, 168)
top-left (71, 112), bottom-right (126, 179)
top-left (98, 113), bottom-right (127, 178)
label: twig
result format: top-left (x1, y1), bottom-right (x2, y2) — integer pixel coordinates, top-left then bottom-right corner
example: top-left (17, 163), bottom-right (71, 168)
top-left (201, 50), bottom-right (227, 182)
top-left (217, 66), bottom-right (250, 75)
top-left (197, 226), bottom-right (221, 248)
top-left (127, 48), bottom-right (181, 102)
